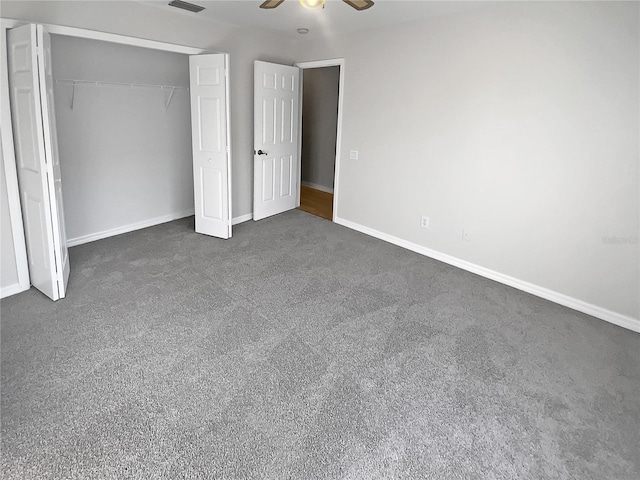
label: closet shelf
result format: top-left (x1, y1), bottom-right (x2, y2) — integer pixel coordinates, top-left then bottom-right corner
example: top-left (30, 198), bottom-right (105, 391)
top-left (54, 79), bottom-right (189, 111)
top-left (55, 78), bottom-right (189, 89)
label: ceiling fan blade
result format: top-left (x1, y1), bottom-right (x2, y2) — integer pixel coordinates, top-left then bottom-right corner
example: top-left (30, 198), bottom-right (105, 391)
top-left (260, 0), bottom-right (285, 9)
top-left (343, 0), bottom-right (374, 11)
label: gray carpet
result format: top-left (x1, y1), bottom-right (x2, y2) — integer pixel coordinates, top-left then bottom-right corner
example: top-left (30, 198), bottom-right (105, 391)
top-left (1, 210), bottom-right (639, 479)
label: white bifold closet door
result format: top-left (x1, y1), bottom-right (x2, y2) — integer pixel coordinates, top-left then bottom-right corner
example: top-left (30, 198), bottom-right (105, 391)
top-left (253, 61), bottom-right (300, 221)
top-left (189, 54), bottom-right (231, 239)
top-left (7, 24), bottom-right (69, 301)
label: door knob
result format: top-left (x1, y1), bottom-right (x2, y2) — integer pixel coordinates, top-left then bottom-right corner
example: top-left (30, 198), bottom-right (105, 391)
top-left (256, 149), bottom-right (268, 156)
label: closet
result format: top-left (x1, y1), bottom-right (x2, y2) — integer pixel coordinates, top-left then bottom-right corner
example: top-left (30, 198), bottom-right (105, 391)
top-left (2, 21), bottom-right (231, 301)
top-left (51, 34), bottom-right (193, 245)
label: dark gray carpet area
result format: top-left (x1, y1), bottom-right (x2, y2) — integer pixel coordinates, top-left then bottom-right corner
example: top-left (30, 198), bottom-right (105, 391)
top-left (2, 210), bottom-right (639, 479)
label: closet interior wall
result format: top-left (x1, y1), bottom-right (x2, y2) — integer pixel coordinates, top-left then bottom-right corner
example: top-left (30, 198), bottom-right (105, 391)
top-left (51, 35), bottom-right (193, 245)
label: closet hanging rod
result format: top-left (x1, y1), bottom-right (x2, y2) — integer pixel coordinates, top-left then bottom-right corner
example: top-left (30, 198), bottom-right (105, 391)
top-left (55, 79), bottom-right (189, 90)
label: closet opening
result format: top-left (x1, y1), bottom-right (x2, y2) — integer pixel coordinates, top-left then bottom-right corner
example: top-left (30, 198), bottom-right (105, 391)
top-left (50, 34), bottom-right (195, 247)
top-left (297, 63), bottom-right (341, 222)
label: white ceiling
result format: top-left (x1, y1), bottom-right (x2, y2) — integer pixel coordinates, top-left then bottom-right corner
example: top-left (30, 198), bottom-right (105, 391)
top-left (140, 0), bottom-right (484, 40)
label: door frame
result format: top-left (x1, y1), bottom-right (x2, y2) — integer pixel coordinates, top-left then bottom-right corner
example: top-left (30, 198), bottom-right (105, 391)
top-left (0, 18), bottom-right (231, 296)
top-left (294, 58), bottom-right (345, 222)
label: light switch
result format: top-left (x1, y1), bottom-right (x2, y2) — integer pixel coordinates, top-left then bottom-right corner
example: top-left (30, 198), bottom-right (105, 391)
top-left (349, 150), bottom-right (359, 160)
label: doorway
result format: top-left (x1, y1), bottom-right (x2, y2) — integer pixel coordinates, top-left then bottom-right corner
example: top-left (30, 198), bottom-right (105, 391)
top-left (295, 59), bottom-right (344, 222)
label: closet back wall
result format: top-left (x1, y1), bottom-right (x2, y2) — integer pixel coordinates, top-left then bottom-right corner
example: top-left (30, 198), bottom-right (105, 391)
top-left (51, 35), bottom-right (192, 245)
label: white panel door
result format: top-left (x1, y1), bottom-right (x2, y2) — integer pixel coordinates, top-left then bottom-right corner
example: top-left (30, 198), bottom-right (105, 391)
top-left (253, 61), bottom-right (299, 221)
top-left (38, 25), bottom-right (70, 294)
top-left (189, 54), bottom-right (231, 238)
top-left (7, 24), bottom-right (68, 301)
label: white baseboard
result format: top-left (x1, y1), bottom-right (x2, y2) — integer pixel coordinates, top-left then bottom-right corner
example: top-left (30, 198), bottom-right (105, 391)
top-left (334, 216), bottom-right (640, 334)
top-left (232, 213), bottom-right (253, 225)
top-left (68, 211), bottom-right (254, 247)
top-left (301, 181), bottom-right (334, 194)
top-left (0, 282), bottom-right (29, 299)
top-left (67, 210), bottom-right (195, 247)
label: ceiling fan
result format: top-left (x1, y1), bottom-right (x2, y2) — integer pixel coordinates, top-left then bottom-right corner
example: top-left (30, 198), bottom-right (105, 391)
top-left (260, 0), bottom-right (374, 11)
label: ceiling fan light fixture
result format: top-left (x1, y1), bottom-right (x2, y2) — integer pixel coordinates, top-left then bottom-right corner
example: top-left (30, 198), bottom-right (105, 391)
top-left (261, 0), bottom-right (374, 11)
top-left (299, 0), bottom-right (325, 10)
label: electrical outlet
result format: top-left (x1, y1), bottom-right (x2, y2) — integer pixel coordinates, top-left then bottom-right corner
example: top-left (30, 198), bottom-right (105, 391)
top-left (349, 150), bottom-right (359, 160)
top-left (462, 228), bottom-right (471, 242)
top-left (421, 216), bottom-right (429, 228)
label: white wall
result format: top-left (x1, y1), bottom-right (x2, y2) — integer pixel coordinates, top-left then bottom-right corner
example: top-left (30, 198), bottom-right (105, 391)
top-left (0, 0), bottom-right (299, 219)
top-left (297, 1), bottom-right (640, 324)
top-left (301, 66), bottom-right (339, 191)
top-left (51, 35), bottom-right (193, 243)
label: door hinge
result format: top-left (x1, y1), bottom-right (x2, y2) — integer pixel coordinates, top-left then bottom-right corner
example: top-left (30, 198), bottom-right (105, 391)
top-left (226, 145), bottom-right (230, 153)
